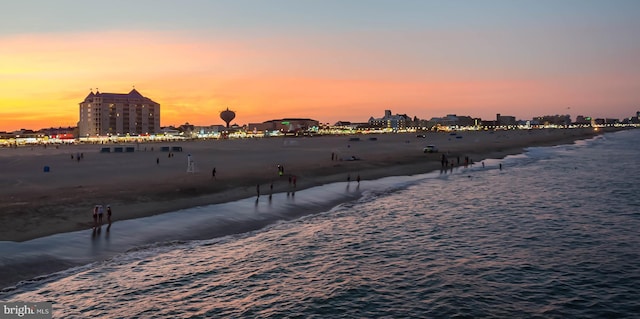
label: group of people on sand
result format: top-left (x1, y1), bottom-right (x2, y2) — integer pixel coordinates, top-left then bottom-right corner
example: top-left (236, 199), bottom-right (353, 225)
top-left (440, 153), bottom-right (478, 173)
top-left (71, 152), bottom-right (84, 163)
top-left (92, 204), bottom-right (112, 228)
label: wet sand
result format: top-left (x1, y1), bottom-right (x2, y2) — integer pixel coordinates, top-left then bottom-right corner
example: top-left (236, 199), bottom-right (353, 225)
top-left (0, 128), bottom-right (612, 242)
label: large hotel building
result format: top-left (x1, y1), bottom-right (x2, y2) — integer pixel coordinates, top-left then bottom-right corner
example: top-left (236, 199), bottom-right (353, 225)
top-left (78, 89), bottom-right (160, 137)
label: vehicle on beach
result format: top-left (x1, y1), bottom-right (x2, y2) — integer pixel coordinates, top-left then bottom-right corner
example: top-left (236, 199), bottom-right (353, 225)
top-left (423, 145), bottom-right (438, 153)
top-left (416, 134), bottom-right (426, 138)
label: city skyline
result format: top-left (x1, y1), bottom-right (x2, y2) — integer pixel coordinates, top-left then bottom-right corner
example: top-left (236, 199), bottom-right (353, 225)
top-left (6, 106), bottom-right (637, 134)
top-left (1, 0), bottom-right (639, 132)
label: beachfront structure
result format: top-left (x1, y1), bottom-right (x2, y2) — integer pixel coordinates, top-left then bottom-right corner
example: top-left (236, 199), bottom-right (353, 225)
top-left (78, 89), bottom-right (160, 137)
top-left (496, 113), bottom-right (517, 127)
top-left (575, 115), bottom-right (593, 126)
top-left (478, 113), bottom-right (517, 129)
top-left (247, 118), bottom-right (320, 135)
top-left (533, 114), bottom-right (571, 127)
top-left (368, 110), bottom-right (413, 130)
top-left (427, 114), bottom-right (479, 129)
top-left (621, 112), bottom-right (640, 125)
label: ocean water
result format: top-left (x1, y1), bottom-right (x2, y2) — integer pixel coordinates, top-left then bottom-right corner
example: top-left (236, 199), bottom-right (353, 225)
top-left (1, 129), bottom-right (639, 318)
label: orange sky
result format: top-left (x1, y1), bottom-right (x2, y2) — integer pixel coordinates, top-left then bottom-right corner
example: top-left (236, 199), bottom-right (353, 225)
top-left (1, 1), bottom-right (639, 132)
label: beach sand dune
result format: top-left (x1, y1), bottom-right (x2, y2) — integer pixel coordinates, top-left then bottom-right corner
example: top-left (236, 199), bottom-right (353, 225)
top-left (0, 128), bottom-right (611, 242)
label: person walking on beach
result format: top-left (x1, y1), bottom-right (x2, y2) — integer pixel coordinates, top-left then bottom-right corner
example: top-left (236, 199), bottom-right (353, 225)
top-left (212, 167), bottom-right (216, 179)
top-left (107, 205), bottom-right (112, 224)
top-left (256, 184), bottom-right (260, 197)
top-left (347, 174), bottom-right (351, 183)
top-left (98, 205), bottom-right (104, 225)
top-left (92, 205), bottom-right (98, 228)
top-left (357, 174), bottom-right (361, 184)
top-left (277, 164), bottom-right (286, 177)
top-left (156, 157), bottom-right (160, 165)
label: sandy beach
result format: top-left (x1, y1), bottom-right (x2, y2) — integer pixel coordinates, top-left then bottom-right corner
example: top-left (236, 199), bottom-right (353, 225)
top-left (0, 128), bottom-right (617, 242)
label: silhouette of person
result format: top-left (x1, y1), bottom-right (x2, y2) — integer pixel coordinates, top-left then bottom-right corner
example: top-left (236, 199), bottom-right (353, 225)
top-left (98, 205), bottom-right (104, 225)
top-left (107, 205), bottom-right (112, 224)
top-left (92, 205), bottom-right (98, 228)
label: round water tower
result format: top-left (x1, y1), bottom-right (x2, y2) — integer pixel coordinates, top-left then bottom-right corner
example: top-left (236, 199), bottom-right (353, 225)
top-left (220, 108), bottom-right (236, 128)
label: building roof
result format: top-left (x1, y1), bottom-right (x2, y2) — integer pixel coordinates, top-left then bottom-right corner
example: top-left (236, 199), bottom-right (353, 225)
top-left (81, 89), bottom-right (158, 104)
top-left (369, 113), bottom-right (411, 122)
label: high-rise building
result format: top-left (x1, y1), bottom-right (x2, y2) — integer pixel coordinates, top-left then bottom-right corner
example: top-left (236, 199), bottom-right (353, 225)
top-left (78, 89), bottom-right (160, 137)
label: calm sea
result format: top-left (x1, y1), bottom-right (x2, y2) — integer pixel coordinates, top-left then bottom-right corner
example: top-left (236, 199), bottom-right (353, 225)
top-left (1, 129), bottom-right (639, 318)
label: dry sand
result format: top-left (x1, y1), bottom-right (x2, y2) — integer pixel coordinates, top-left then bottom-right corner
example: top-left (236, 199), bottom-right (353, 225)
top-left (0, 128), bottom-right (613, 242)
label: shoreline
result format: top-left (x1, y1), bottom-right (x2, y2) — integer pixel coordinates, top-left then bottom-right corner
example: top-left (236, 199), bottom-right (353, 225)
top-left (0, 127), bottom-right (625, 242)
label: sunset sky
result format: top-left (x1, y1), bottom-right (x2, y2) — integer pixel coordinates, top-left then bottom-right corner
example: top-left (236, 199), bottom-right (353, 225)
top-left (1, 0), bottom-right (639, 131)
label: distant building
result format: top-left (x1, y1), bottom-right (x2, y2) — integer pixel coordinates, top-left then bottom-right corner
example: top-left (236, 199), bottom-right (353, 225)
top-left (78, 89), bottom-right (160, 137)
top-left (621, 111), bottom-right (640, 125)
top-left (195, 125), bottom-right (227, 134)
top-left (332, 121), bottom-right (361, 130)
top-left (368, 110), bottom-right (412, 130)
top-left (575, 115), bottom-right (592, 125)
top-left (40, 126), bottom-right (77, 140)
top-left (333, 121), bottom-right (354, 127)
top-left (428, 114), bottom-right (458, 127)
top-left (247, 118), bottom-right (320, 134)
top-left (478, 113), bottom-right (516, 128)
top-left (496, 113), bottom-right (517, 127)
top-left (428, 114), bottom-right (479, 128)
top-left (593, 118), bottom-right (620, 126)
top-left (160, 127), bottom-right (181, 136)
top-left (533, 114), bottom-right (571, 127)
